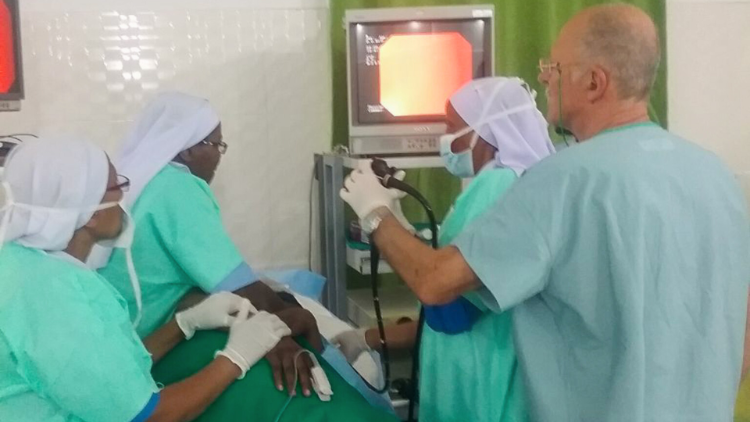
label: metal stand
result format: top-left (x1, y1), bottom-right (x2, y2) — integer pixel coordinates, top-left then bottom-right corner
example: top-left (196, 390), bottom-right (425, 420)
top-left (315, 153), bottom-right (444, 319)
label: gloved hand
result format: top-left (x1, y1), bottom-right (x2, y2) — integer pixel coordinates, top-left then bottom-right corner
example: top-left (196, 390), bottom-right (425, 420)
top-left (175, 291), bottom-right (257, 340)
top-left (216, 311), bottom-right (291, 379)
top-left (340, 167), bottom-right (396, 220)
top-left (331, 328), bottom-right (371, 363)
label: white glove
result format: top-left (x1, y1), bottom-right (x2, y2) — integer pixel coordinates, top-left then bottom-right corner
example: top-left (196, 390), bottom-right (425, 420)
top-left (331, 328), bottom-right (371, 364)
top-left (175, 292), bottom-right (257, 340)
top-left (216, 311), bottom-right (291, 379)
top-left (340, 168), bottom-right (397, 221)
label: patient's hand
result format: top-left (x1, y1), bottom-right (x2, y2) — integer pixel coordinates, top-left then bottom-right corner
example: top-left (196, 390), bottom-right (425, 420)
top-left (265, 337), bottom-right (315, 397)
top-left (274, 308), bottom-right (323, 352)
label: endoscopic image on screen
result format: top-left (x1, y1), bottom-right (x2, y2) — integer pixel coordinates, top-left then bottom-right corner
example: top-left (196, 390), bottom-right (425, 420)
top-left (352, 19), bottom-right (490, 125)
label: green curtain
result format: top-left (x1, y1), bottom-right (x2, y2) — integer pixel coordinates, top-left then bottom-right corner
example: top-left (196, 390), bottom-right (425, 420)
top-left (330, 0), bottom-right (667, 287)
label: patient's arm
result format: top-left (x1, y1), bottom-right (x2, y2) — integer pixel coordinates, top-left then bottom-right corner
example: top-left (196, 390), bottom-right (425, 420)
top-left (147, 356), bottom-right (241, 422)
top-left (143, 319), bottom-right (185, 364)
top-left (232, 281), bottom-right (300, 313)
top-left (366, 321), bottom-right (418, 352)
top-left (173, 285), bottom-right (323, 397)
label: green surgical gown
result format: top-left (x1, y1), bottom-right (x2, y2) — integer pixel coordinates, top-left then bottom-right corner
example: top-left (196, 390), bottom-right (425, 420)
top-left (99, 164), bottom-right (248, 337)
top-left (419, 166), bottom-right (527, 422)
top-left (0, 243), bottom-right (157, 421)
top-left (454, 123), bottom-right (750, 421)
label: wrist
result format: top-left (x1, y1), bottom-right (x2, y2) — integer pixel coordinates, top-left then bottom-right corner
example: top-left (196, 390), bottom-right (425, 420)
top-left (361, 206), bottom-right (391, 234)
top-left (215, 348), bottom-right (249, 379)
top-left (213, 354), bottom-right (243, 379)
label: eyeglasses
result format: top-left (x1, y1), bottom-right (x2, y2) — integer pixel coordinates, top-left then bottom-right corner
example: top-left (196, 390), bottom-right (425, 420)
top-left (202, 139), bottom-right (228, 155)
top-left (107, 174), bottom-right (130, 192)
top-left (538, 58), bottom-right (562, 74)
top-left (538, 58), bottom-right (588, 75)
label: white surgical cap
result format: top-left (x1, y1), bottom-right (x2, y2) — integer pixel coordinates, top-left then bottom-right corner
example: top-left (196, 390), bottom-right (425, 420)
top-left (449, 77), bottom-right (556, 175)
top-left (0, 138), bottom-right (109, 251)
top-left (117, 91), bottom-right (220, 206)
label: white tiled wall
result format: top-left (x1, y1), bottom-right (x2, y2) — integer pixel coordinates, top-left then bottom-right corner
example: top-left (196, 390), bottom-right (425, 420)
top-left (1, 0), bottom-right (332, 270)
top-left (666, 0), bottom-right (750, 207)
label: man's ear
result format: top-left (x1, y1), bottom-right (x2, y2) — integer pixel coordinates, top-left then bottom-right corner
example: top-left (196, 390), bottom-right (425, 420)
top-left (586, 66), bottom-right (609, 103)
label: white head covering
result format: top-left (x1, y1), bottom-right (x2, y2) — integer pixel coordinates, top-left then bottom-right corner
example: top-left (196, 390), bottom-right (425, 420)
top-left (0, 138), bottom-right (109, 252)
top-left (449, 77), bottom-right (555, 175)
top-left (117, 91), bottom-right (220, 206)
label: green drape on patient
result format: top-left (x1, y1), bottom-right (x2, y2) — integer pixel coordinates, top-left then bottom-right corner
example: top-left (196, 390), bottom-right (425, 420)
top-left (329, 0), bottom-right (667, 225)
top-left (152, 332), bottom-right (399, 422)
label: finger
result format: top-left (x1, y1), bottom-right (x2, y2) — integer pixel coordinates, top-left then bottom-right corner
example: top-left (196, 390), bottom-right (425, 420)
top-left (245, 299), bottom-right (259, 315)
top-left (306, 332), bottom-right (324, 352)
top-left (344, 174), bottom-right (356, 191)
top-left (231, 297), bottom-right (256, 315)
top-left (297, 354), bottom-right (314, 397)
top-left (360, 162), bottom-right (375, 174)
top-left (282, 353), bottom-right (297, 396)
top-left (266, 352), bottom-right (284, 392)
top-left (233, 301), bottom-right (252, 323)
top-left (269, 316), bottom-right (292, 337)
top-left (349, 169), bottom-right (366, 183)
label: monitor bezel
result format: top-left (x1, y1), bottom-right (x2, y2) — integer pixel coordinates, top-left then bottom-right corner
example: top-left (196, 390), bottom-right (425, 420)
top-left (345, 5), bottom-right (494, 139)
top-left (1, 0), bottom-right (24, 101)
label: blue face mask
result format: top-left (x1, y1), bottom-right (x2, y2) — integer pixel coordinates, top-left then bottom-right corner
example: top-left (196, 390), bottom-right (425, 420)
top-left (439, 126), bottom-right (479, 179)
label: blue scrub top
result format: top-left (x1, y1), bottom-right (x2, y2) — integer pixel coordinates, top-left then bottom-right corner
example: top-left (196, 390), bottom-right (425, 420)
top-left (454, 123), bottom-right (750, 421)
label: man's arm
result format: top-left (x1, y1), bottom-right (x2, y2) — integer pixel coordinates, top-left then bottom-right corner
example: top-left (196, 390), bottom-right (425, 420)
top-left (372, 210), bottom-right (481, 305)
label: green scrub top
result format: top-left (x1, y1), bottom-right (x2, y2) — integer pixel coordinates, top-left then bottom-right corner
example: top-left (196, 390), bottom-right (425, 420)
top-left (99, 164), bottom-right (250, 338)
top-left (454, 124), bottom-right (750, 421)
top-left (0, 243), bottom-right (157, 421)
top-left (419, 166), bottom-right (527, 422)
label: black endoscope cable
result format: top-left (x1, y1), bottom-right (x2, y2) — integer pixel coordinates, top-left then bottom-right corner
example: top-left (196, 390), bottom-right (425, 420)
top-left (367, 159), bottom-right (439, 422)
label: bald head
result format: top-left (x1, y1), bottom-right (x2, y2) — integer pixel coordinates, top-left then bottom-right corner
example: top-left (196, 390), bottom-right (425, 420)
top-left (564, 4), bottom-right (661, 100)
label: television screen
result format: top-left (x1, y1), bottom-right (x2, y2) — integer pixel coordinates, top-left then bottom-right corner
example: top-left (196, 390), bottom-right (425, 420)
top-left (0, 0), bottom-right (23, 101)
top-left (351, 19), bottom-right (491, 125)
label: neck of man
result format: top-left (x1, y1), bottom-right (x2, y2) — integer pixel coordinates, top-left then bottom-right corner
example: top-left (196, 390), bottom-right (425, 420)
top-left (64, 229), bottom-right (97, 263)
top-left (570, 99), bottom-right (651, 141)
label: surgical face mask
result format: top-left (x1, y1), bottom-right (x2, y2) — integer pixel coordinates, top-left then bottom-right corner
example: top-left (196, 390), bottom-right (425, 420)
top-left (0, 185), bottom-right (143, 328)
top-left (94, 205), bottom-right (142, 328)
top-left (440, 78), bottom-right (537, 178)
top-left (439, 127), bottom-right (480, 178)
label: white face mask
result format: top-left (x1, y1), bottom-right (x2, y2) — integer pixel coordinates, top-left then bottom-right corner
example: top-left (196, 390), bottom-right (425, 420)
top-left (439, 126), bottom-right (480, 178)
top-left (94, 205), bottom-right (142, 328)
top-left (439, 102), bottom-right (537, 179)
top-left (0, 186), bottom-right (143, 329)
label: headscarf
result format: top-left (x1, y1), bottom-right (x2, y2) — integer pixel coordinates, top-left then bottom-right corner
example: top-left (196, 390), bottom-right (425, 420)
top-left (0, 138), bottom-right (109, 252)
top-left (117, 91), bottom-right (220, 206)
top-left (449, 77), bottom-right (555, 175)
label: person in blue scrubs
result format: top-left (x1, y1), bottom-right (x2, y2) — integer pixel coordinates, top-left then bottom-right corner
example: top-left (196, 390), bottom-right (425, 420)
top-left (340, 4), bottom-right (750, 421)
top-left (0, 138), bottom-right (291, 421)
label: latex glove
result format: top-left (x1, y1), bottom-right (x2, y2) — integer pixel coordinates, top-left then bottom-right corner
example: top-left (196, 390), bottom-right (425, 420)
top-left (331, 328), bottom-right (371, 363)
top-left (389, 170), bottom-right (416, 234)
top-left (340, 168), bottom-right (397, 221)
top-left (217, 311), bottom-right (291, 379)
top-left (175, 291), bottom-right (257, 340)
